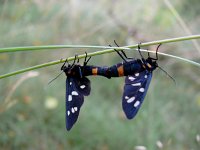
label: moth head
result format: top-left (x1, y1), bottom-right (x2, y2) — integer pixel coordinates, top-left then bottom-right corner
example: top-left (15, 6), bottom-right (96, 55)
top-left (61, 64), bottom-right (72, 75)
top-left (145, 58), bottom-right (158, 70)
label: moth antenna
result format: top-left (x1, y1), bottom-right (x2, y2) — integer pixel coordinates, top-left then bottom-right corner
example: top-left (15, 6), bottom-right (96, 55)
top-left (48, 71), bottom-right (64, 85)
top-left (158, 66), bottom-right (176, 85)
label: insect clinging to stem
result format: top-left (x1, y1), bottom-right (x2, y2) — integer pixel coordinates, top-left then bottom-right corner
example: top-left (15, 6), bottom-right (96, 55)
top-left (57, 42), bottom-right (174, 130)
top-left (61, 53), bottom-right (92, 131)
top-left (111, 41), bottom-right (175, 119)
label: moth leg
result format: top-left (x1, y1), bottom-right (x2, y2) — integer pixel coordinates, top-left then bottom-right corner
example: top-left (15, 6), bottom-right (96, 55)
top-left (83, 52), bottom-right (91, 66)
top-left (61, 58), bottom-right (69, 70)
top-left (114, 40), bottom-right (134, 60)
top-left (147, 44), bottom-right (162, 60)
top-left (109, 44), bottom-right (127, 62)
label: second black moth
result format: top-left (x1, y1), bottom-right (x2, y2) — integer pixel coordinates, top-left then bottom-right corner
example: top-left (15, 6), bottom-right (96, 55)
top-left (62, 44), bottom-right (161, 131)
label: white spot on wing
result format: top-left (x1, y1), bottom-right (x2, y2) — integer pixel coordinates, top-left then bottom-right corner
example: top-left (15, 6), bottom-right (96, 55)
top-left (144, 75), bottom-right (148, 78)
top-left (67, 110), bottom-right (70, 116)
top-left (125, 96), bottom-right (129, 99)
top-left (134, 101), bottom-right (140, 107)
top-left (80, 85), bottom-right (86, 89)
top-left (131, 83), bottom-right (141, 86)
top-left (139, 88), bottom-right (145, 92)
top-left (127, 96), bottom-right (135, 103)
top-left (72, 91), bottom-right (78, 95)
top-left (128, 76), bottom-right (135, 81)
top-left (68, 95), bottom-right (72, 101)
top-left (70, 82), bottom-right (72, 85)
top-left (135, 73), bottom-right (139, 76)
top-left (71, 107), bottom-right (75, 113)
top-left (74, 107), bottom-right (78, 111)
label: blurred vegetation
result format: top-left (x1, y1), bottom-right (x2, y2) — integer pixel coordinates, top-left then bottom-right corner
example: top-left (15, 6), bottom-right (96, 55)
top-left (0, 0), bottom-right (200, 150)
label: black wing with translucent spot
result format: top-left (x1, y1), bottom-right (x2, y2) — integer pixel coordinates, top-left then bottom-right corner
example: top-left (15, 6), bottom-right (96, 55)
top-left (122, 70), bottom-right (152, 119)
top-left (66, 76), bottom-right (91, 131)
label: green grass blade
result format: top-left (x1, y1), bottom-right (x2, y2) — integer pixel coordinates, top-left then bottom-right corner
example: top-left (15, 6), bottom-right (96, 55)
top-left (0, 49), bottom-right (199, 79)
top-left (140, 49), bottom-right (200, 67)
top-left (0, 35), bottom-right (200, 53)
top-left (0, 45), bottom-right (129, 53)
top-left (0, 35), bottom-right (200, 79)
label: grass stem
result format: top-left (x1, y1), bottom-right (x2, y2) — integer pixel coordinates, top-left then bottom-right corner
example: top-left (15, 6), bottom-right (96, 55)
top-left (0, 35), bottom-right (200, 79)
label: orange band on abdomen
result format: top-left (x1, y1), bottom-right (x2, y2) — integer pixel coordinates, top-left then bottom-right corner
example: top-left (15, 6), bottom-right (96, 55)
top-left (117, 65), bottom-right (124, 76)
top-left (92, 68), bottom-right (98, 75)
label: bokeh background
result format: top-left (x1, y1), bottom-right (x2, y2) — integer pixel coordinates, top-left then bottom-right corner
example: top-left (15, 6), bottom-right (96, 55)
top-left (0, 0), bottom-right (200, 149)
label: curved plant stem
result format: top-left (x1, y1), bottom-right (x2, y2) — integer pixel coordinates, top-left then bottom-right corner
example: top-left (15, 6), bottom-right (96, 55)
top-left (0, 45), bottom-right (129, 53)
top-left (127, 35), bottom-right (200, 48)
top-left (0, 35), bottom-right (200, 79)
top-left (0, 49), bottom-right (200, 79)
top-left (0, 35), bottom-right (200, 53)
top-left (140, 49), bottom-right (200, 67)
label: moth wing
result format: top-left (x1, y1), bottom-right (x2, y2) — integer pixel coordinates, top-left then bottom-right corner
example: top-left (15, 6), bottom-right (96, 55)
top-left (122, 71), bottom-right (153, 119)
top-left (66, 77), bottom-right (85, 131)
top-left (73, 77), bottom-right (91, 96)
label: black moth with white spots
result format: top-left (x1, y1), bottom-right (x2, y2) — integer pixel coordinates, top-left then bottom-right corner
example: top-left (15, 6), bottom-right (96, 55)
top-left (109, 43), bottom-right (161, 119)
top-left (60, 44), bottom-right (162, 131)
top-left (61, 55), bottom-right (91, 131)
top-left (65, 76), bottom-right (91, 131)
top-left (122, 70), bottom-right (153, 119)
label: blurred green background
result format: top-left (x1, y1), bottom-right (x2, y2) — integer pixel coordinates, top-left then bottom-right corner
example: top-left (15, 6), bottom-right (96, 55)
top-left (0, 0), bottom-right (200, 150)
